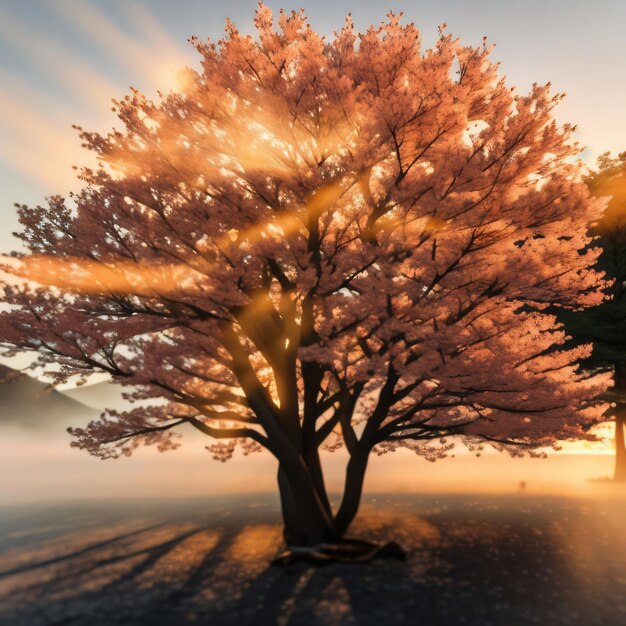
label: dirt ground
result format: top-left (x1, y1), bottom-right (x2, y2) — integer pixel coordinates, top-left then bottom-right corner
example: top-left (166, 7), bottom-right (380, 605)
top-left (1, 493), bottom-right (625, 625)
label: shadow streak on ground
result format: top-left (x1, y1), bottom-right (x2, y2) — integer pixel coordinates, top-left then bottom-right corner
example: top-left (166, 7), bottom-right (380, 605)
top-left (0, 494), bottom-right (625, 625)
top-left (0, 523), bottom-right (166, 578)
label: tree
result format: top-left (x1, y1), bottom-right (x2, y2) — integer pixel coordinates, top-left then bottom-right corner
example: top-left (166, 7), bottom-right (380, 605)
top-left (0, 7), bottom-right (610, 562)
top-left (559, 152), bottom-right (626, 481)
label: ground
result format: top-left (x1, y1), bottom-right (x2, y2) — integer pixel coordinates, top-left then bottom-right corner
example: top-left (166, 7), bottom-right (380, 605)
top-left (1, 493), bottom-right (625, 625)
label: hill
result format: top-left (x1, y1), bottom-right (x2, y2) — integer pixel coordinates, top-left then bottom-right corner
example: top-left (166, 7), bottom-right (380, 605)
top-left (59, 379), bottom-right (130, 412)
top-left (0, 365), bottom-right (98, 429)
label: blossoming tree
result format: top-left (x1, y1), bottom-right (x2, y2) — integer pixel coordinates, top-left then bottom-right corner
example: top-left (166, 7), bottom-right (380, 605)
top-left (0, 7), bottom-right (610, 561)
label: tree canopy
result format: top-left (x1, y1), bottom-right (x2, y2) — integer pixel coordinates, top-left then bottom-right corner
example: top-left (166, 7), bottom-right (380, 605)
top-left (0, 6), bottom-right (610, 551)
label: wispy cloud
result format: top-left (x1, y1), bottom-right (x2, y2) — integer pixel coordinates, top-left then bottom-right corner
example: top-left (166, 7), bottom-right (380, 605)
top-left (0, 7), bottom-right (120, 110)
top-left (47, 0), bottom-right (196, 93)
top-left (0, 72), bottom-right (90, 190)
top-left (0, 0), bottom-right (197, 193)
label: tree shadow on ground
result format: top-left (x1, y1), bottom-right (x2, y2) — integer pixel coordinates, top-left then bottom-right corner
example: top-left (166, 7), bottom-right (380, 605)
top-left (0, 495), bottom-right (624, 625)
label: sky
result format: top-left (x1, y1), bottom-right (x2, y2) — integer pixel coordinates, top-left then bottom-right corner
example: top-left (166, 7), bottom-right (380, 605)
top-left (1, 0), bottom-right (625, 502)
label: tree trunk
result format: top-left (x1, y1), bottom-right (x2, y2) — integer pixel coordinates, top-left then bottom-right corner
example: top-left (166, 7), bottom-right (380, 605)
top-left (277, 450), bottom-right (370, 544)
top-left (273, 451), bottom-right (405, 566)
top-left (273, 450), bottom-right (404, 566)
top-left (302, 446), bottom-right (333, 519)
top-left (276, 462), bottom-right (338, 547)
top-left (614, 410), bottom-right (626, 482)
top-left (613, 365), bottom-right (626, 482)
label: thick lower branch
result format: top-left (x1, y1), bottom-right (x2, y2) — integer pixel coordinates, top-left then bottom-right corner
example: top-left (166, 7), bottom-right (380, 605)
top-left (185, 416), bottom-right (269, 447)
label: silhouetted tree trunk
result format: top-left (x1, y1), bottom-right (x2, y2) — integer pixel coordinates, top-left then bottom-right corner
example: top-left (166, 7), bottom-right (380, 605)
top-left (276, 462), bottom-right (337, 547)
top-left (278, 452), bottom-right (371, 544)
top-left (273, 453), bottom-right (404, 565)
top-left (273, 437), bottom-right (406, 566)
top-left (614, 411), bottom-right (626, 482)
top-left (613, 365), bottom-right (626, 482)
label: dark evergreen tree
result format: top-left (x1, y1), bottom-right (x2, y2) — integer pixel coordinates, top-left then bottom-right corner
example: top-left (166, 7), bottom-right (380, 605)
top-left (560, 152), bottom-right (626, 481)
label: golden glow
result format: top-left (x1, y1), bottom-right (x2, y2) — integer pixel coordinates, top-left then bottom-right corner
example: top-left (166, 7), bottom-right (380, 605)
top-left (2, 255), bottom-right (204, 297)
top-left (0, 71), bottom-right (98, 190)
top-left (0, 176), bottom-right (350, 296)
top-left (556, 421), bottom-right (614, 455)
top-left (0, 431), bottom-right (618, 504)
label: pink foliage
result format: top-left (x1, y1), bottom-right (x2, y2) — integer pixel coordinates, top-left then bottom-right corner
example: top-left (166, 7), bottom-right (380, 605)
top-left (0, 6), bottom-right (610, 463)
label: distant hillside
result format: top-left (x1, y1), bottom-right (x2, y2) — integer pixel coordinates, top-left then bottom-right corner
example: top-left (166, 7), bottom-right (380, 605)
top-left (0, 365), bottom-right (98, 429)
top-left (60, 380), bottom-right (134, 412)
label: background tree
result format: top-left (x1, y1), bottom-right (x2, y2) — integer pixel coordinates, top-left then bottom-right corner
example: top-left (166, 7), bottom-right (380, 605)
top-left (559, 152), bottom-right (626, 481)
top-left (0, 7), bottom-right (610, 561)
